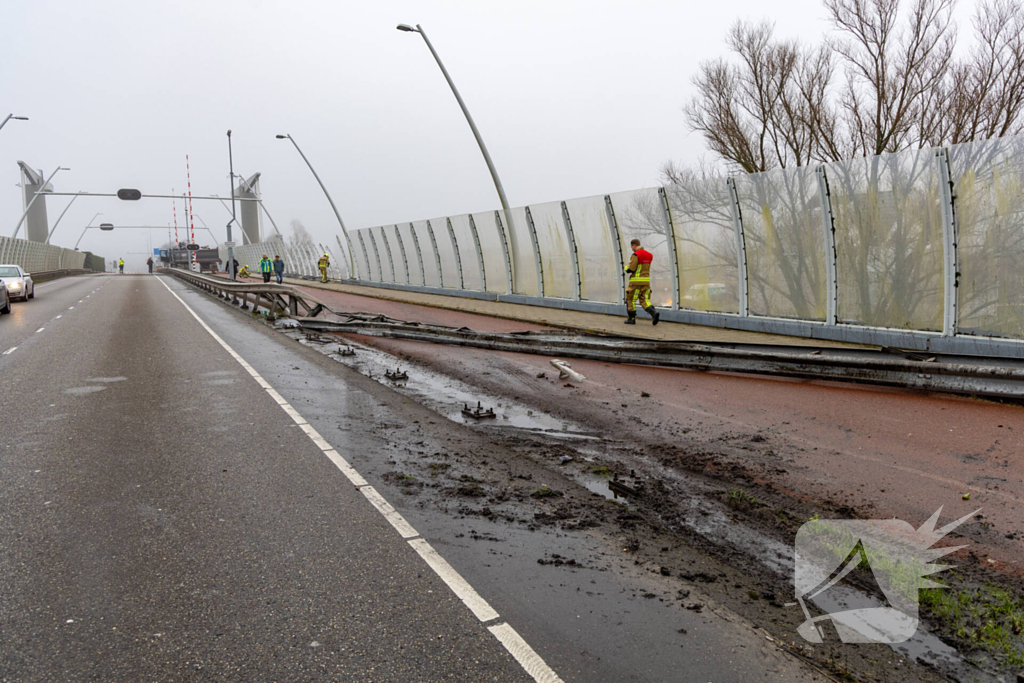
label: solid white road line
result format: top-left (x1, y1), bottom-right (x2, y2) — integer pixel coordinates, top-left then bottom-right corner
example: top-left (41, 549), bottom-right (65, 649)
top-left (2, 347), bottom-right (16, 355)
top-left (155, 276), bottom-right (562, 683)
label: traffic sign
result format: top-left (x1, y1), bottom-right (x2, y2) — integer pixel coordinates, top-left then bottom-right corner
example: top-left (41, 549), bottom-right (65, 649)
top-left (222, 241), bottom-right (236, 248)
top-left (99, 223), bottom-right (114, 231)
top-left (117, 188), bottom-right (142, 201)
top-left (186, 244), bottom-right (200, 251)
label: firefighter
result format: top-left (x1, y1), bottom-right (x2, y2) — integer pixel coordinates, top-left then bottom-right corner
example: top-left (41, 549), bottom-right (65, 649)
top-left (317, 253), bottom-right (330, 283)
top-left (624, 239), bottom-right (660, 325)
top-left (259, 254), bottom-right (273, 283)
top-left (238, 264), bottom-right (250, 278)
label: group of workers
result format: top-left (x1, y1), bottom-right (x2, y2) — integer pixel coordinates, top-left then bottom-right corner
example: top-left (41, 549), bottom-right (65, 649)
top-left (227, 239), bottom-right (659, 326)
top-left (232, 253), bottom-right (330, 284)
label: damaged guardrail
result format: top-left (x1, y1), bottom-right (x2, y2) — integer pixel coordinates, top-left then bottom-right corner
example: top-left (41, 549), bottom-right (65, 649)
top-left (298, 313), bottom-right (1024, 400)
top-left (163, 267), bottom-right (338, 319)
top-left (29, 268), bottom-right (96, 283)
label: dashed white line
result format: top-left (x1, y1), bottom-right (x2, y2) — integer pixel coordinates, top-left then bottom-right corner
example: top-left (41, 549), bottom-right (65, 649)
top-left (155, 276), bottom-right (563, 683)
top-left (35, 327), bottom-right (45, 333)
top-left (68, 306), bottom-right (74, 310)
top-left (2, 347), bottom-right (16, 355)
top-left (55, 315), bottom-right (62, 319)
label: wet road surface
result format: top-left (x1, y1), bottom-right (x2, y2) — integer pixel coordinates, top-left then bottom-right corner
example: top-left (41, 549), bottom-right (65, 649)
top-left (0, 273), bottom-right (821, 682)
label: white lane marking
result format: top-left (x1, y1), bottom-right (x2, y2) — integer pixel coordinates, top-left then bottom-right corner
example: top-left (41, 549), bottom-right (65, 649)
top-left (361, 486), bottom-right (420, 539)
top-left (35, 328), bottom-right (44, 333)
top-left (488, 623), bottom-right (563, 683)
top-left (68, 306), bottom-right (74, 310)
top-left (409, 538), bottom-right (500, 622)
top-left (155, 276), bottom-right (562, 683)
top-left (3, 347), bottom-right (16, 355)
top-left (55, 315), bottom-right (62, 319)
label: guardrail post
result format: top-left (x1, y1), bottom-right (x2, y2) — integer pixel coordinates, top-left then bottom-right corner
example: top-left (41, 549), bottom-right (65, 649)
top-left (815, 166), bottom-right (839, 325)
top-left (391, 225), bottom-right (410, 284)
top-left (467, 214), bottom-right (488, 291)
top-left (936, 148), bottom-right (959, 337)
top-left (425, 220), bottom-right (445, 288)
top-left (560, 201), bottom-right (582, 301)
top-left (494, 211), bottom-right (513, 295)
top-left (726, 177), bottom-right (750, 317)
top-left (445, 217), bottom-right (465, 289)
top-left (658, 188), bottom-right (681, 310)
top-left (604, 195), bottom-right (626, 306)
top-left (524, 206), bottom-right (544, 297)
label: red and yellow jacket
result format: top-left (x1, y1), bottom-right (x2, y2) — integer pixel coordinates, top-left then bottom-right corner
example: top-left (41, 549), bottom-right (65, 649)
top-left (626, 248), bottom-right (653, 285)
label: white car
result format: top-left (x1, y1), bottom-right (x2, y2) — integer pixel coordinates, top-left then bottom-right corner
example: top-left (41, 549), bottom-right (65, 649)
top-left (0, 265), bottom-right (34, 302)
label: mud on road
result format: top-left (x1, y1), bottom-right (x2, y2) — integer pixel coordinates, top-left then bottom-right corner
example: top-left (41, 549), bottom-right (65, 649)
top-left (251, 302), bottom-right (1020, 683)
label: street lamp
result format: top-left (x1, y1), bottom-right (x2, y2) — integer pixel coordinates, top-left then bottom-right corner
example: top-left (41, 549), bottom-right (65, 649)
top-left (46, 192), bottom-right (82, 243)
top-left (74, 213), bottom-right (103, 250)
top-left (12, 166), bottom-right (69, 239)
top-left (396, 22), bottom-right (517, 283)
top-left (226, 130), bottom-right (237, 279)
top-left (0, 114), bottom-right (28, 132)
top-left (275, 133), bottom-right (357, 279)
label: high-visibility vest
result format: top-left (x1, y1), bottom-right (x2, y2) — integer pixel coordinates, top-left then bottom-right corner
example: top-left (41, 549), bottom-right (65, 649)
top-left (626, 249), bottom-right (652, 284)
top-left (259, 259), bottom-right (272, 273)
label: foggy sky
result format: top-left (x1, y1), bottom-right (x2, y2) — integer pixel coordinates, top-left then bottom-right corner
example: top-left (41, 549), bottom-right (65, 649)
top-left (2, 0), bottom-right (972, 270)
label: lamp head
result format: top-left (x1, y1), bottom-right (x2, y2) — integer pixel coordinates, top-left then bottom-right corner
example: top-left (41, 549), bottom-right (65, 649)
top-left (396, 24), bottom-right (418, 32)
top-left (13, 116), bottom-right (28, 121)
top-left (275, 134), bottom-right (288, 139)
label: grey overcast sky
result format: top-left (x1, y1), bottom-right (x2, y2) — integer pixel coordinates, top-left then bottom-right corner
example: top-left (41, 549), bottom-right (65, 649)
top-left (2, 0), bottom-right (972, 268)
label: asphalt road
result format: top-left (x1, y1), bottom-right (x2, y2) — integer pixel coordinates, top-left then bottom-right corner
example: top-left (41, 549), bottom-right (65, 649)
top-left (0, 273), bottom-right (821, 682)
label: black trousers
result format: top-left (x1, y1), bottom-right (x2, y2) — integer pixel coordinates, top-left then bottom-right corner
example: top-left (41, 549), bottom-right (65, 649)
top-left (262, 272), bottom-right (271, 283)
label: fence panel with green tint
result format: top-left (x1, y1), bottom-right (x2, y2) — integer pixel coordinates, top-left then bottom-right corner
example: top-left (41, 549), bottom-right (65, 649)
top-left (448, 213), bottom-right (483, 291)
top-left (369, 226), bottom-right (395, 283)
top-left (663, 178), bottom-right (740, 313)
top-left (526, 200), bottom-right (575, 299)
top-left (471, 211), bottom-right (508, 293)
top-left (427, 217), bottom-right (461, 288)
top-left (397, 223), bottom-right (423, 286)
top-left (506, 206), bottom-right (539, 296)
top-left (733, 166), bottom-right (826, 320)
top-left (825, 149), bottom-right (945, 331)
top-left (564, 194), bottom-right (620, 303)
top-left (619, 187), bottom-right (697, 309)
top-left (411, 220), bottom-right (441, 288)
top-left (949, 137), bottom-right (1024, 338)
top-left (355, 229), bottom-right (378, 281)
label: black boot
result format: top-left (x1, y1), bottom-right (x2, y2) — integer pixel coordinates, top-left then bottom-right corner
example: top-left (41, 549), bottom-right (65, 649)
top-left (624, 310), bottom-right (636, 325)
top-left (645, 306), bottom-right (660, 325)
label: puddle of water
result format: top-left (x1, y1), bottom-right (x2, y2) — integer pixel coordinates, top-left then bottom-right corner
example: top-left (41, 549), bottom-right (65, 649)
top-left (84, 377), bottom-right (126, 383)
top-left (290, 332), bottom-right (593, 439)
top-left (64, 386), bottom-right (107, 395)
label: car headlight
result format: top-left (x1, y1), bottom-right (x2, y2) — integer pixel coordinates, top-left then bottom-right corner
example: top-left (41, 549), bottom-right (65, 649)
top-left (7, 281), bottom-right (21, 289)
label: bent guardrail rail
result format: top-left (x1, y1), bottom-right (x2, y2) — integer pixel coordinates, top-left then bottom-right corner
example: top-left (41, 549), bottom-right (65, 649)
top-left (298, 313), bottom-right (1024, 400)
top-left (162, 267), bottom-right (338, 319)
top-left (29, 268), bottom-right (97, 283)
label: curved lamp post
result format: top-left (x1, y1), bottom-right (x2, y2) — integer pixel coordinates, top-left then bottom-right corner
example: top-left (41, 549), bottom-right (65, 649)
top-left (275, 133), bottom-right (357, 279)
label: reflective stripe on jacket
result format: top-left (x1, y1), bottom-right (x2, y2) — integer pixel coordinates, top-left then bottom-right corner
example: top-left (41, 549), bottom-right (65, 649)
top-left (318, 257), bottom-right (329, 268)
top-left (259, 259), bottom-right (273, 273)
top-left (626, 249), bottom-right (653, 284)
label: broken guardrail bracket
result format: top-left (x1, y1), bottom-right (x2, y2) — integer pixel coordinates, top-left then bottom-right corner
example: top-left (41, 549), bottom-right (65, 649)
top-left (304, 332), bottom-right (330, 344)
top-left (385, 368), bottom-right (409, 382)
top-left (462, 401), bottom-right (496, 420)
top-left (550, 359), bottom-right (585, 382)
top-left (338, 346), bottom-right (356, 357)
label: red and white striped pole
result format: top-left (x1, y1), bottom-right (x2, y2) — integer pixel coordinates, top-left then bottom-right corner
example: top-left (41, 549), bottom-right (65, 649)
top-left (186, 155), bottom-right (196, 269)
top-left (172, 189), bottom-right (179, 246)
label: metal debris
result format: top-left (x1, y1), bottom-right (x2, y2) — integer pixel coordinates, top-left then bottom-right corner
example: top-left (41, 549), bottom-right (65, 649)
top-left (385, 368), bottom-right (409, 382)
top-left (462, 401), bottom-right (496, 420)
top-left (304, 332), bottom-right (330, 344)
top-left (608, 470), bottom-right (645, 498)
top-left (338, 346), bottom-right (356, 356)
top-left (550, 359), bottom-right (585, 382)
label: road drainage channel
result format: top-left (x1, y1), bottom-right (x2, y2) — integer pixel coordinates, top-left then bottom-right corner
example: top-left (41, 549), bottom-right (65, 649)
top-left (284, 324), bottom-right (994, 683)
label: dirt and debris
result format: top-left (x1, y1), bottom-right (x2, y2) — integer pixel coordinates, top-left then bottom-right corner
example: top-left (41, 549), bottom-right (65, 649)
top-left (268, 309), bottom-right (1024, 681)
